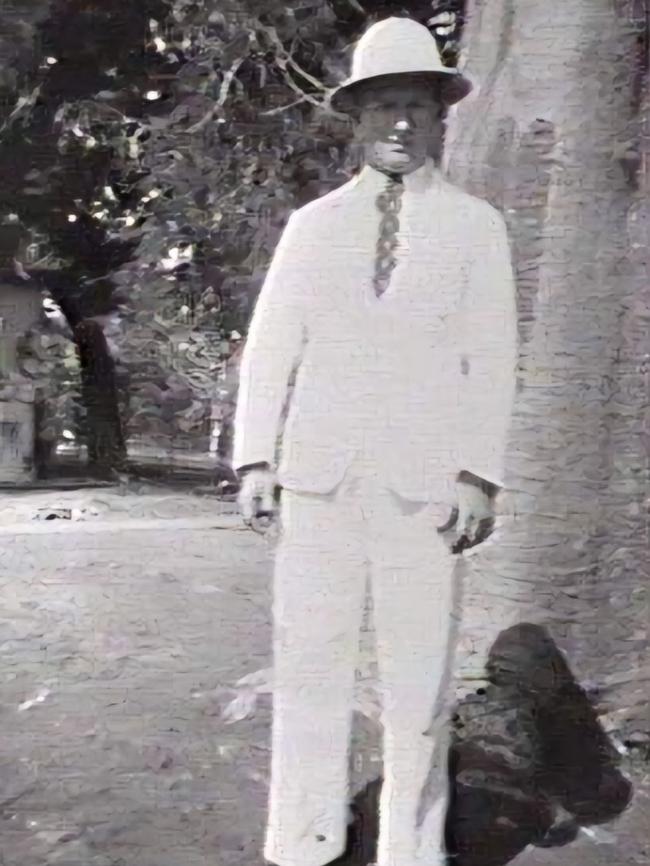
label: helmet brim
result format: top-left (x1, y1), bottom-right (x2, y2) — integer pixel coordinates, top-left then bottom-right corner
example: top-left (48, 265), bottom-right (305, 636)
top-left (329, 70), bottom-right (472, 115)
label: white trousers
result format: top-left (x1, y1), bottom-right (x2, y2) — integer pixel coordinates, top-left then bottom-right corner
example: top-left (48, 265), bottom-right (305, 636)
top-left (265, 471), bottom-right (457, 866)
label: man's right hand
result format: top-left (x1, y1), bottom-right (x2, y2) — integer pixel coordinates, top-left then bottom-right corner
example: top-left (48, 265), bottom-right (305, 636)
top-left (237, 467), bottom-right (278, 530)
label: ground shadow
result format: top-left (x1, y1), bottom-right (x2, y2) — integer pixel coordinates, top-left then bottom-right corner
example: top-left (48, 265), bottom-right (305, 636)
top-left (337, 622), bottom-right (632, 866)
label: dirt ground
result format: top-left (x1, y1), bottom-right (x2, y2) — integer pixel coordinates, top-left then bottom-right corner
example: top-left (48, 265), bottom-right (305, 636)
top-left (0, 489), bottom-right (647, 866)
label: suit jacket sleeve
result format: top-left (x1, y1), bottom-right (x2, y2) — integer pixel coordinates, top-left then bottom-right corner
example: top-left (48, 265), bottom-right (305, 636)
top-left (232, 211), bottom-right (310, 471)
top-left (461, 206), bottom-right (518, 489)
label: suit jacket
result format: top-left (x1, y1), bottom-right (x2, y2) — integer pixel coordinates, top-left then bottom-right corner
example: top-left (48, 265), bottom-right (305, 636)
top-left (233, 159), bottom-right (517, 503)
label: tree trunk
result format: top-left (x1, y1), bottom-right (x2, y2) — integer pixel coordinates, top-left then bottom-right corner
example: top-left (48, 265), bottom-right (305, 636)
top-left (73, 319), bottom-right (127, 477)
top-left (444, 0), bottom-right (650, 742)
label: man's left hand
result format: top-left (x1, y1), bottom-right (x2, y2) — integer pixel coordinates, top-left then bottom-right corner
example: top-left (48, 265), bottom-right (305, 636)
top-left (451, 478), bottom-right (497, 554)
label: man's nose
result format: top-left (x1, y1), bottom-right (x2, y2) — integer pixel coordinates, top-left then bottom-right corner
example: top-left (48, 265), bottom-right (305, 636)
top-left (393, 118), bottom-right (412, 135)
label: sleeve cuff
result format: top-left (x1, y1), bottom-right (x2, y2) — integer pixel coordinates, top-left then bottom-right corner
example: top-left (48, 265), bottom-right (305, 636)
top-left (457, 469), bottom-right (503, 498)
top-left (236, 461), bottom-right (271, 478)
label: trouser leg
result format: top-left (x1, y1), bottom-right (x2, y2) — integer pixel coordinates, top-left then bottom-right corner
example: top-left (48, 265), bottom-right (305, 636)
top-left (369, 490), bottom-right (457, 866)
top-left (265, 488), bottom-right (367, 866)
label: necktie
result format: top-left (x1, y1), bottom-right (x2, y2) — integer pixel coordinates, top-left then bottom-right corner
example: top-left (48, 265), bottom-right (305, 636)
top-left (373, 172), bottom-right (404, 298)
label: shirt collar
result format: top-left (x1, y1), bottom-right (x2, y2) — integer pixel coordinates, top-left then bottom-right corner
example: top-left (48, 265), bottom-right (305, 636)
top-left (354, 157), bottom-right (441, 195)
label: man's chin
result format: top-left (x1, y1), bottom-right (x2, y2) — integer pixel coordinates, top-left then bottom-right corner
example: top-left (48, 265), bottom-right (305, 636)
top-left (372, 152), bottom-right (424, 175)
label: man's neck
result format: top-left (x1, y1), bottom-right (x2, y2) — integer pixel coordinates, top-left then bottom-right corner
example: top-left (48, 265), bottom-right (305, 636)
top-left (363, 157), bottom-right (439, 192)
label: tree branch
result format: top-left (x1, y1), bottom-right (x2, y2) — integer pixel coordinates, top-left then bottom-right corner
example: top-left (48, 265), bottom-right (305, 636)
top-left (258, 23), bottom-right (328, 92)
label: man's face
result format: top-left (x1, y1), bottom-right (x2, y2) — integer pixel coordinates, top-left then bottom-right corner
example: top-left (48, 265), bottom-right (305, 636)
top-left (355, 79), bottom-right (444, 175)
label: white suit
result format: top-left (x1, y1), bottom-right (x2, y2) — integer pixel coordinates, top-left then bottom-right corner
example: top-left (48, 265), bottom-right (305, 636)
top-left (234, 158), bottom-right (517, 866)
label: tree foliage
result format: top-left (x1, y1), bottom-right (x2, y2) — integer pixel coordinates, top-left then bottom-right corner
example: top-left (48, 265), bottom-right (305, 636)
top-left (1, 0), bottom-right (464, 457)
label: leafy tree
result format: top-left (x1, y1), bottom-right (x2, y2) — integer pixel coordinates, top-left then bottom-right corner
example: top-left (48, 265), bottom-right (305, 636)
top-left (0, 0), bottom-right (172, 472)
top-left (1, 0), bottom-right (464, 466)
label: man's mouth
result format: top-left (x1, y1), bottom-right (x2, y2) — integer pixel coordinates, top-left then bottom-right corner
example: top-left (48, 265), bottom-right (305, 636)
top-left (386, 137), bottom-right (412, 150)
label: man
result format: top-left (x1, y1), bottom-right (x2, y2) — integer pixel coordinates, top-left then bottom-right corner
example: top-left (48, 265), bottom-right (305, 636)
top-left (233, 17), bottom-right (517, 866)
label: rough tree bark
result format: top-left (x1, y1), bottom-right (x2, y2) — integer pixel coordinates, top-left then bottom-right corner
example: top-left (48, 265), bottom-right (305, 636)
top-left (444, 0), bottom-right (650, 743)
top-left (54, 294), bottom-right (127, 478)
top-left (74, 318), bottom-right (127, 478)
